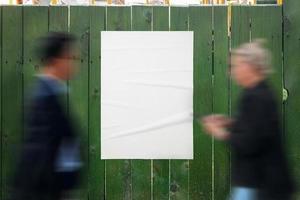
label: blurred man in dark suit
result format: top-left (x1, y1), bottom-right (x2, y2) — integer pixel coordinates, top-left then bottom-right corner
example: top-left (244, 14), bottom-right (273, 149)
top-left (13, 32), bottom-right (82, 200)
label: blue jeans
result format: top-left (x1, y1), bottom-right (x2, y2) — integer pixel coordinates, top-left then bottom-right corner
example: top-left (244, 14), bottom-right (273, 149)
top-left (230, 187), bottom-right (257, 200)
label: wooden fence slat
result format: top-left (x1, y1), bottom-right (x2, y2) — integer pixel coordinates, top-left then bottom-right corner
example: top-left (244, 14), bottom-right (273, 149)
top-left (105, 6), bottom-right (132, 200)
top-left (131, 5), bottom-right (152, 200)
top-left (69, 6), bottom-right (90, 200)
top-left (169, 6), bottom-right (189, 200)
top-left (49, 6), bottom-right (68, 32)
top-left (231, 6), bottom-right (251, 49)
top-left (89, 6), bottom-right (106, 200)
top-left (153, 6), bottom-right (169, 31)
top-left (189, 6), bottom-right (213, 200)
top-left (132, 6), bottom-right (152, 31)
top-left (170, 7), bottom-right (188, 31)
top-left (284, 0), bottom-right (300, 198)
top-left (213, 5), bottom-right (230, 200)
top-left (0, 6), bottom-right (2, 200)
top-left (23, 6), bottom-right (49, 106)
top-left (1, 6), bottom-right (23, 200)
top-left (251, 6), bottom-right (283, 112)
top-left (230, 6), bottom-right (251, 115)
top-left (23, 6), bottom-right (49, 88)
top-left (152, 6), bottom-right (170, 200)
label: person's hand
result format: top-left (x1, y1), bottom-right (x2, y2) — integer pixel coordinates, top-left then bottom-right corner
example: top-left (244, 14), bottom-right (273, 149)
top-left (201, 114), bottom-right (231, 140)
top-left (201, 116), bottom-right (221, 134)
top-left (202, 114), bottom-right (233, 128)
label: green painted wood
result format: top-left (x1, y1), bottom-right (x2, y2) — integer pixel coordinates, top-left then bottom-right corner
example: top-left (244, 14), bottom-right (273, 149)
top-left (169, 6), bottom-right (189, 200)
top-left (107, 6), bottom-right (131, 31)
top-left (231, 6), bottom-right (251, 49)
top-left (132, 6), bottom-right (152, 31)
top-left (22, 15), bottom-right (49, 200)
top-left (131, 5), bottom-right (152, 200)
top-left (23, 6), bottom-right (48, 85)
top-left (250, 6), bottom-right (283, 111)
top-left (283, 0), bottom-right (300, 197)
top-left (230, 6), bottom-right (251, 115)
top-left (69, 6), bottom-right (90, 200)
top-left (1, 6), bottom-right (23, 200)
top-left (106, 6), bottom-right (132, 200)
top-left (152, 6), bottom-right (170, 200)
top-left (0, 6), bottom-right (2, 200)
top-left (49, 6), bottom-right (68, 32)
top-left (23, 6), bottom-right (49, 107)
top-left (89, 6), bottom-right (106, 200)
top-left (213, 5), bottom-right (230, 200)
top-left (170, 7), bottom-right (188, 31)
top-left (153, 6), bottom-right (169, 31)
top-left (189, 6), bottom-right (213, 200)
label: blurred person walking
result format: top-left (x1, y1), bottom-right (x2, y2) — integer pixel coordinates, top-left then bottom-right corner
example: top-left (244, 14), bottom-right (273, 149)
top-left (202, 41), bottom-right (295, 200)
top-left (12, 32), bottom-right (82, 200)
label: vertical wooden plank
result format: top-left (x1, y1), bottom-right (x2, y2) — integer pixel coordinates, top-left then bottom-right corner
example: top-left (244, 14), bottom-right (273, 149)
top-left (132, 6), bottom-right (152, 31)
top-left (23, 6), bottom-right (49, 87)
top-left (49, 6), bottom-right (69, 109)
top-left (49, 6), bottom-right (68, 32)
top-left (0, 6), bottom-right (2, 200)
top-left (1, 6), bottom-right (23, 200)
top-left (284, 0), bottom-right (300, 197)
top-left (153, 6), bottom-right (169, 31)
top-left (229, 13), bottom-right (250, 196)
top-left (89, 6), bottom-right (106, 200)
top-left (69, 6), bottom-right (90, 200)
top-left (23, 6), bottom-right (49, 104)
top-left (229, 11), bottom-right (250, 197)
top-left (189, 6), bottom-right (213, 200)
top-left (251, 6), bottom-right (283, 108)
top-left (230, 6), bottom-right (251, 115)
top-left (131, 5), bottom-right (152, 200)
top-left (170, 7), bottom-right (188, 31)
top-left (213, 5), bottom-right (230, 200)
top-left (152, 6), bottom-right (169, 200)
top-left (105, 6), bottom-right (132, 200)
top-left (23, 16), bottom-right (49, 200)
top-left (169, 6), bottom-right (189, 200)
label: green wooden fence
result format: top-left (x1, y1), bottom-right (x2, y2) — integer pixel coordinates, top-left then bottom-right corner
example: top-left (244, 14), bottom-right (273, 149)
top-left (284, 1), bottom-right (300, 200)
top-left (0, 3), bottom-right (299, 200)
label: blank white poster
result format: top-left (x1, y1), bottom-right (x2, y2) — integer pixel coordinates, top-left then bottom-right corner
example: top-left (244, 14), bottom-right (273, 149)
top-left (101, 31), bottom-right (193, 159)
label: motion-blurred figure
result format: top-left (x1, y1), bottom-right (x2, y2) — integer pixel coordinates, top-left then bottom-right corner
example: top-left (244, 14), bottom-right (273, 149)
top-left (13, 32), bottom-right (82, 200)
top-left (202, 41), bottom-right (294, 200)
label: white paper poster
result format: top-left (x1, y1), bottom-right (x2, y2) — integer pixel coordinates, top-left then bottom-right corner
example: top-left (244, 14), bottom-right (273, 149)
top-left (101, 31), bottom-right (193, 159)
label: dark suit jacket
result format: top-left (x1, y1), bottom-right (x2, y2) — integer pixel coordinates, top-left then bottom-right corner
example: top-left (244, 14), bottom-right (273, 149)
top-left (13, 76), bottom-right (80, 199)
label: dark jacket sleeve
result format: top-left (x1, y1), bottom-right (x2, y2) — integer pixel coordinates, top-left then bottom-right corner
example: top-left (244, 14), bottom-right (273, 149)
top-left (229, 93), bottom-right (272, 156)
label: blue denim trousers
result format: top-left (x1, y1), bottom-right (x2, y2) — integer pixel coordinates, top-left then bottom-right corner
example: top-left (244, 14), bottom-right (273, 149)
top-left (230, 187), bottom-right (257, 200)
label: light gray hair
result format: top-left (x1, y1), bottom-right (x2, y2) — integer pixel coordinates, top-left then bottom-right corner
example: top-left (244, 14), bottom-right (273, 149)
top-left (231, 40), bottom-right (272, 76)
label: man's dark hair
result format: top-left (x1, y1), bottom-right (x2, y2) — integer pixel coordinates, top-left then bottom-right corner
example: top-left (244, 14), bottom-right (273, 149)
top-left (36, 32), bottom-right (77, 65)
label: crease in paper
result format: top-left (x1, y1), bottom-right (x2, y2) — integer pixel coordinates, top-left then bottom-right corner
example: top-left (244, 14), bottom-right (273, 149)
top-left (104, 111), bottom-right (193, 140)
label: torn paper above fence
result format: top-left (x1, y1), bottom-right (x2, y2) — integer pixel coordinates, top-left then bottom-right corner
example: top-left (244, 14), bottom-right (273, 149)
top-left (101, 31), bottom-right (193, 159)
